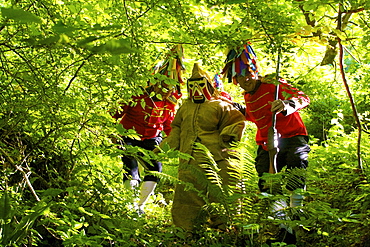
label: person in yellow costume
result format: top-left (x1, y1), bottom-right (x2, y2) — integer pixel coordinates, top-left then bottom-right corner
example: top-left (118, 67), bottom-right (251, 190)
top-left (161, 63), bottom-right (246, 231)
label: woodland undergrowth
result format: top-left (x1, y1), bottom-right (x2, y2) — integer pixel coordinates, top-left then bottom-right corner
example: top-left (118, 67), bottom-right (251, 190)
top-left (1, 122), bottom-right (369, 247)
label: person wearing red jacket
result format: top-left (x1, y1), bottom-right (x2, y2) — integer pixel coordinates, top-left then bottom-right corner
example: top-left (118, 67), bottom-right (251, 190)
top-left (113, 45), bottom-right (184, 214)
top-left (112, 82), bottom-right (180, 214)
top-left (222, 44), bottom-right (311, 244)
top-left (239, 75), bottom-right (310, 192)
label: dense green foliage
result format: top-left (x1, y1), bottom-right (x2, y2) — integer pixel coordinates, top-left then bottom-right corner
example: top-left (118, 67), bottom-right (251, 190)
top-left (1, 0), bottom-right (370, 246)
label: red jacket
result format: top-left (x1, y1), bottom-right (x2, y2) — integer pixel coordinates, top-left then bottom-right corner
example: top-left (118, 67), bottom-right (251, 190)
top-left (244, 79), bottom-right (309, 147)
top-left (112, 94), bottom-right (176, 140)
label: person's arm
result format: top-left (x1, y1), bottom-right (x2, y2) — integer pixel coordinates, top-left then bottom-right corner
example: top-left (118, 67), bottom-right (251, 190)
top-left (218, 104), bottom-right (246, 148)
top-left (160, 105), bottom-right (183, 150)
top-left (163, 103), bottom-right (176, 136)
top-left (270, 80), bottom-right (310, 115)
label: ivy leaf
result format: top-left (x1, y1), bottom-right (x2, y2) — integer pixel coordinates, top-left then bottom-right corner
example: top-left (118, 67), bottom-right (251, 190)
top-left (1, 8), bottom-right (41, 23)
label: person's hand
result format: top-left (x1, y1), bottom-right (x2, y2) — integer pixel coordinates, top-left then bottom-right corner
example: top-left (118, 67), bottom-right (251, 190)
top-left (269, 99), bottom-right (287, 113)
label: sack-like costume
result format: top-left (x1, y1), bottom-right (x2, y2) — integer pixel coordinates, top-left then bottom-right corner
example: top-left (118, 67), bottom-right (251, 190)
top-left (162, 64), bottom-right (246, 230)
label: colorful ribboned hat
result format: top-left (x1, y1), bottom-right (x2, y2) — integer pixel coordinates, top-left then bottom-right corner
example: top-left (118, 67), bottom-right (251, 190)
top-left (221, 42), bottom-right (259, 85)
top-left (151, 45), bottom-right (185, 103)
top-left (151, 44), bottom-right (185, 84)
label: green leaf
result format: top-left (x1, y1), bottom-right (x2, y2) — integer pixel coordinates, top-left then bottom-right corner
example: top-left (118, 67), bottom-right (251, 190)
top-left (77, 36), bottom-right (100, 46)
top-left (1, 8), bottom-right (41, 23)
top-left (0, 191), bottom-right (11, 221)
top-left (38, 35), bottom-right (60, 45)
top-left (140, 99), bottom-right (146, 109)
top-left (100, 39), bottom-right (138, 55)
top-left (342, 217), bottom-right (362, 224)
top-left (116, 123), bottom-right (126, 135)
top-left (52, 22), bottom-right (78, 34)
top-left (41, 188), bottom-right (64, 197)
top-left (156, 93), bottom-right (163, 100)
top-left (78, 207), bottom-right (93, 216)
top-left (9, 202), bottom-right (50, 244)
top-left (225, 0), bottom-right (247, 4)
top-left (92, 24), bottom-right (122, 31)
top-left (333, 29), bottom-right (346, 40)
top-left (149, 91), bottom-right (155, 98)
top-left (0, 191), bottom-right (12, 244)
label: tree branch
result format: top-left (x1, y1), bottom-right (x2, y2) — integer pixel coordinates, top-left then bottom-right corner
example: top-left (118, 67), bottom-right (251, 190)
top-left (337, 4), bottom-right (364, 173)
top-left (63, 53), bottom-right (93, 93)
top-left (0, 147), bottom-right (41, 201)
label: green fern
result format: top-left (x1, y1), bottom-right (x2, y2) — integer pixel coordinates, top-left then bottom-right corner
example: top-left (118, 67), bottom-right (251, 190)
top-left (186, 142), bottom-right (259, 229)
top-left (0, 191), bottom-right (50, 246)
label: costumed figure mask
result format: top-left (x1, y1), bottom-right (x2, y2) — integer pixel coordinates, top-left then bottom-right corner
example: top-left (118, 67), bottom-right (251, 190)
top-left (187, 63), bottom-right (214, 104)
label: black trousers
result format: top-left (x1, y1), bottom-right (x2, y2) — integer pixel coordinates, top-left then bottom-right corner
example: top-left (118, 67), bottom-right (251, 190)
top-left (121, 136), bottom-right (163, 183)
top-left (255, 135), bottom-right (311, 192)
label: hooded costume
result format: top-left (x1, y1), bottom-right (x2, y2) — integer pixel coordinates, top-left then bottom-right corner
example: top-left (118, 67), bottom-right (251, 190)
top-left (162, 63), bottom-right (246, 230)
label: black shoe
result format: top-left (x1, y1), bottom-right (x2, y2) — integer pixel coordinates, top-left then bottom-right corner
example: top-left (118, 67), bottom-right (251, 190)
top-left (266, 228), bottom-right (297, 245)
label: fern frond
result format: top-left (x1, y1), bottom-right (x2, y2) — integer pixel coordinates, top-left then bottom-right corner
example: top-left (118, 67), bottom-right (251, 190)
top-left (221, 141), bottom-right (259, 223)
top-left (193, 143), bottom-right (225, 187)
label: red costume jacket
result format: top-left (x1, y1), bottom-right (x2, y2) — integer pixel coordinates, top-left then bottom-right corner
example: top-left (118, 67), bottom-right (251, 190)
top-left (112, 94), bottom-right (176, 140)
top-left (244, 79), bottom-right (309, 147)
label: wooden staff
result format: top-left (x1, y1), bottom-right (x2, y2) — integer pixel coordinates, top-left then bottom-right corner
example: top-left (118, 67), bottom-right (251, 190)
top-left (267, 48), bottom-right (282, 174)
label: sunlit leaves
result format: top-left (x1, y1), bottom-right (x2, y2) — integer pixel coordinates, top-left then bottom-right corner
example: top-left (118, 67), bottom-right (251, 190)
top-left (333, 29), bottom-right (347, 40)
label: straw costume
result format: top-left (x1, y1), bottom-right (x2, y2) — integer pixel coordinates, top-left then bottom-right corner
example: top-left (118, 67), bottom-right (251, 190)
top-left (162, 63), bottom-right (246, 231)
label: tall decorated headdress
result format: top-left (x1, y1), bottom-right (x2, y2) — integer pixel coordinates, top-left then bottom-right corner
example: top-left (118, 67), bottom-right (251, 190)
top-left (152, 44), bottom-right (185, 84)
top-left (151, 44), bottom-right (185, 104)
top-left (221, 42), bottom-right (259, 85)
top-left (187, 63), bottom-right (214, 104)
